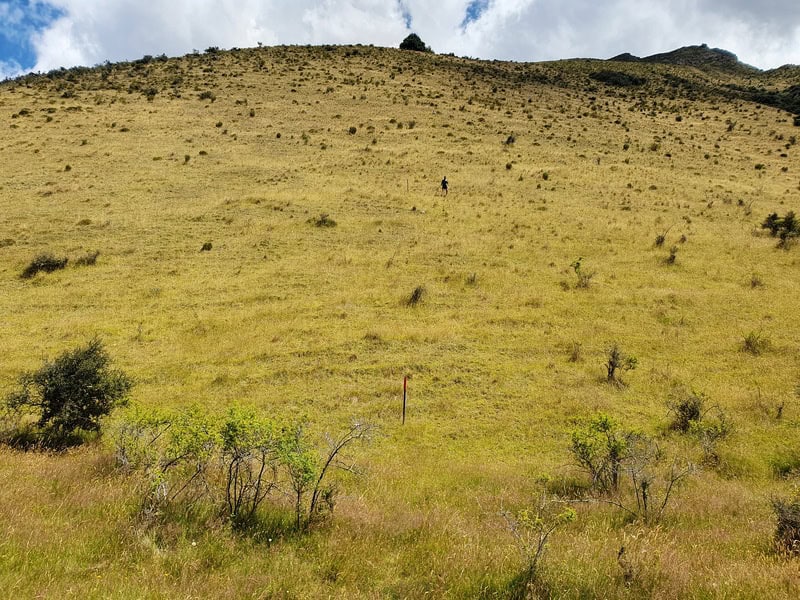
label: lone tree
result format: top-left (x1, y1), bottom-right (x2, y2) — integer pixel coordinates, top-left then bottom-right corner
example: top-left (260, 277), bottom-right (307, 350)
top-left (4, 338), bottom-right (132, 445)
top-left (400, 33), bottom-right (432, 53)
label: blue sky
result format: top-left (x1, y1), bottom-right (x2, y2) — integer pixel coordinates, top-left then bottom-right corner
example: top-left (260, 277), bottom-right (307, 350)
top-left (2, 1), bottom-right (800, 80)
top-left (0, 1), bottom-right (63, 75)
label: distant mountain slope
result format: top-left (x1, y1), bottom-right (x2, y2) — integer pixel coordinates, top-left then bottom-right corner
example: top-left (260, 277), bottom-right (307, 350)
top-left (610, 44), bottom-right (759, 75)
top-left (605, 44), bottom-right (799, 117)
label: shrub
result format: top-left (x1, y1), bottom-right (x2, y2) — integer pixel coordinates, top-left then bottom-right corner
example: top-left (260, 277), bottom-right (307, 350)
top-left (309, 213), bottom-right (337, 228)
top-left (605, 343), bottom-right (637, 386)
top-left (20, 253), bottom-right (68, 278)
top-left (689, 413), bottom-right (732, 465)
top-left (399, 33), bottom-right (432, 53)
top-left (665, 245), bottom-right (678, 264)
top-left (589, 71), bottom-right (647, 87)
top-left (570, 413), bottom-right (627, 492)
top-left (111, 405), bottom-right (372, 532)
top-left (570, 414), bottom-right (694, 522)
top-left (74, 250), bottom-right (100, 266)
top-left (742, 330), bottom-right (769, 355)
top-left (761, 211), bottom-right (799, 247)
top-left (406, 285), bottom-right (426, 306)
top-left (221, 407), bottom-right (281, 524)
top-left (570, 257), bottom-right (594, 289)
top-left (772, 497), bottom-right (800, 555)
top-left (4, 339), bottom-right (131, 446)
top-left (667, 390), bottom-right (704, 432)
top-left (501, 494), bottom-right (576, 594)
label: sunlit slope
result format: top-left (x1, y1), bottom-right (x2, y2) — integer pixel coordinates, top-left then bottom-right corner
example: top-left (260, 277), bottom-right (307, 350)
top-left (0, 44), bottom-right (799, 597)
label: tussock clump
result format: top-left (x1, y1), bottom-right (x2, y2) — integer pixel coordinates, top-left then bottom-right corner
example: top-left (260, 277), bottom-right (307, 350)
top-left (309, 213), bottom-right (337, 228)
top-left (20, 253), bottom-right (68, 279)
top-left (406, 285), bottom-right (426, 306)
top-left (772, 497), bottom-right (800, 555)
top-left (74, 250), bottom-right (100, 266)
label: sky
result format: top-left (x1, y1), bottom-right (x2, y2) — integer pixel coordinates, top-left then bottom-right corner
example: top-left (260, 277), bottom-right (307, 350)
top-left (2, 0), bottom-right (800, 80)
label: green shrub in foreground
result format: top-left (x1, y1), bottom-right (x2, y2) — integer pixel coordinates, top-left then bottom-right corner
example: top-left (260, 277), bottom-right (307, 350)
top-left (3, 338), bottom-right (131, 447)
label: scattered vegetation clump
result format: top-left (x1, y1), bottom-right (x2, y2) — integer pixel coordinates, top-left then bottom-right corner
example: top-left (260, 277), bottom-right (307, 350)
top-left (772, 496), bottom-right (800, 555)
top-left (667, 389), bottom-right (704, 433)
top-left (654, 225), bottom-right (672, 247)
top-left (399, 33), bottom-right (432, 53)
top-left (110, 405), bottom-right (371, 531)
top-left (761, 211), bottom-right (798, 248)
top-left (689, 410), bottom-right (732, 466)
top-left (742, 329), bottom-right (770, 355)
top-left (74, 250), bottom-right (100, 266)
top-left (308, 213), bottom-right (337, 228)
top-left (501, 493), bottom-right (576, 596)
top-left (665, 244), bottom-right (679, 264)
top-left (3, 339), bottom-right (131, 447)
top-left (406, 285), bottom-right (426, 306)
top-left (569, 413), bottom-right (693, 522)
top-left (20, 253), bottom-right (68, 279)
top-left (570, 257), bottom-right (594, 289)
top-left (589, 71), bottom-right (647, 87)
top-left (198, 90), bottom-right (216, 102)
top-left (570, 413), bottom-right (628, 493)
top-left (605, 343), bottom-right (637, 386)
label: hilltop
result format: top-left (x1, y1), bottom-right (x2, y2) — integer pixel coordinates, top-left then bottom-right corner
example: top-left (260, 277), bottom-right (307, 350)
top-left (610, 43), bottom-right (758, 74)
top-left (1, 43), bottom-right (800, 598)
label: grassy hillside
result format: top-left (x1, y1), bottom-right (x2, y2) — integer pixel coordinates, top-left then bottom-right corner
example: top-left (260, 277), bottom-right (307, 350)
top-left (1, 44), bottom-right (799, 598)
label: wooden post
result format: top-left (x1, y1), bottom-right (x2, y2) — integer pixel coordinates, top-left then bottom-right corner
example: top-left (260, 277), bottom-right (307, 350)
top-left (402, 376), bottom-right (407, 424)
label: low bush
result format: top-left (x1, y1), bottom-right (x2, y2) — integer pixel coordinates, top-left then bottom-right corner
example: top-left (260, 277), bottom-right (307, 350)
top-left (605, 343), bottom-right (637, 387)
top-left (761, 211), bottom-right (799, 248)
top-left (772, 496), bottom-right (800, 555)
top-left (308, 213), bottom-right (337, 228)
top-left (20, 253), bottom-right (68, 278)
top-left (3, 338), bottom-right (131, 447)
top-left (110, 405), bottom-right (372, 531)
top-left (406, 285), bottom-right (426, 306)
top-left (74, 250), bottom-right (100, 266)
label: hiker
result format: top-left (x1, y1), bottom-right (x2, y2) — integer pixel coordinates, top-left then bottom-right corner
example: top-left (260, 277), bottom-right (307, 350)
top-left (441, 176), bottom-right (448, 196)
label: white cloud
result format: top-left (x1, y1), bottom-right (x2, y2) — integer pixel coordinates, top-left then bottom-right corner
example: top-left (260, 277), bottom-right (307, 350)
top-left (0, 58), bottom-right (23, 81)
top-left (18, 1), bottom-right (800, 74)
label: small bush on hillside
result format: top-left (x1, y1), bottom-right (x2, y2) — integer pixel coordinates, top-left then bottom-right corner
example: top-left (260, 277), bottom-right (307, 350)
top-left (742, 330), bottom-right (769, 355)
top-left (761, 211), bottom-right (799, 248)
top-left (772, 496), bottom-right (800, 555)
top-left (406, 285), bottom-right (426, 306)
top-left (667, 390), bottom-right (704, 433)
top-left (570, 413), bottom-right (628, 493)
top-left (570, 413), bottom-right (694, 522)
top-left (20, 253), bottom-right (68, 278)
top-left (501, 493), bottom-right (576, 596)
top-left (308, 213), bottom-right (337, 228)
top-left (570, 257), bottom-right (594, 289)
top-left (111, 405), bottom-right (372, 532)
top-left (589, 71), bottom-right (647, 87)
top-left (74, 250), bottom-right (100, 266)
top-left (605, 343), bottom-right (637, 387)
top-left (3, 339), bottom-right (131, 447)
top-left (399, 33), bottom-right (432, 53)
top-left (689, 412), bottom-right (732, 466)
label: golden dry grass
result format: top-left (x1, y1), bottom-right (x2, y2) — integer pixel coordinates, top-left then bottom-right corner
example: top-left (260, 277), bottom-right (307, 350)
top-left (1, 44), bottom-right (800, 597)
